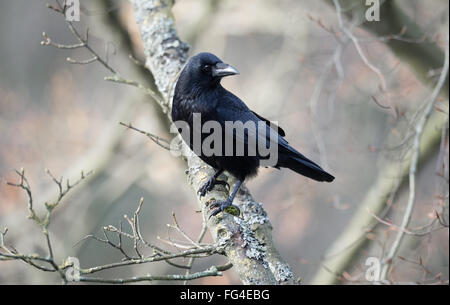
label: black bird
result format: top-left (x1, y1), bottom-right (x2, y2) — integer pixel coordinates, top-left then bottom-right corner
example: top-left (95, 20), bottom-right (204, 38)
top-left (172, 52), bottom-right (334, 218)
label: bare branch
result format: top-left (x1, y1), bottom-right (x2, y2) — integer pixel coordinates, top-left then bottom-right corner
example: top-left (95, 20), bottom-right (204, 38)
top-left (333, 0), bottom-right (394, 114)
top-left (78, 265), bottom-right (225, 284)
top-left (119, 122), bottom-right (173, 151)
top-left (380, 34), bottom-right (450, 281)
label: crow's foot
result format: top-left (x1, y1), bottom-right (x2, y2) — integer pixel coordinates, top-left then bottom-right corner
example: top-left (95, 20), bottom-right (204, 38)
top-left (198, 177), bottom-right (229, 198)
top-left (208, 199), bottom-right (240, 218)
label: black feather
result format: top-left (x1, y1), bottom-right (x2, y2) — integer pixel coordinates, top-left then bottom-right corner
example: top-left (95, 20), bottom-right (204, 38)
top-left (172, 52), bottom-right (334, 214)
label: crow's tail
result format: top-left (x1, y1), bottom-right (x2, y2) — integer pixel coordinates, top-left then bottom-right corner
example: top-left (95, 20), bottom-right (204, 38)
top-left (278, 153), bottom-right (334, 182)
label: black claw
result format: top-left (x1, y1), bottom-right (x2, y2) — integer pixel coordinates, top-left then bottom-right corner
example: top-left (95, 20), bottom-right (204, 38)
top-left (208, 200), bottom-right (240, 218)
top-left (198, 178), bottom-right (229, 198)
top-left (197, 181), bottom-right (210, 197)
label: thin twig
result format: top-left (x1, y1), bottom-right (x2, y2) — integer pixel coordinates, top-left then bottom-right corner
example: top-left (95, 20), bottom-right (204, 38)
top-left (333, 0), bottom-right (394, 114)
top-left (119, 122), bottom-right (173, 151)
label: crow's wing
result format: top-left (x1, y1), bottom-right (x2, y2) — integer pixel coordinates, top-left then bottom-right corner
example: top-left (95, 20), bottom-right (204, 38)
top-left (215, 93), bottom-right (327, 172)
top-left (216, 93), bottom-right (297, 157)
top-left (251, 111), bottom-right (286, 137)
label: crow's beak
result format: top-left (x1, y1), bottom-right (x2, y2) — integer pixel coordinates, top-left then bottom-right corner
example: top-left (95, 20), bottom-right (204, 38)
top-left (212, 62), bottom-right (239, 78)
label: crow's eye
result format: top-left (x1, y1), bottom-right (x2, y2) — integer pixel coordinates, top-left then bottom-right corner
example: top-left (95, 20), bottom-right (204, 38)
top-left (202, 64), bottom-right (211, 71)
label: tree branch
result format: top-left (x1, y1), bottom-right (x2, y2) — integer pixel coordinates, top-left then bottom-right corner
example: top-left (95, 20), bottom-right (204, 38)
top-left (312, 1), bottom-right (449, 282)
top-left (323, 0), bottom-right (449, 99)
top-left (380, 33), bottom-right (450, 281)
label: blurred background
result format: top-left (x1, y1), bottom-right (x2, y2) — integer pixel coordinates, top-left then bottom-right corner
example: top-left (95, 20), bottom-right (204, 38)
top-left (0, 0), bottom-right (448, 284)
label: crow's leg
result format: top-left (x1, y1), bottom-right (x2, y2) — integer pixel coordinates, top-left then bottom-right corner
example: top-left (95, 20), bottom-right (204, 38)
top-left (197, 169), bottom-right (228, 197)
top-left (209, 180), bottom-right (243, 218)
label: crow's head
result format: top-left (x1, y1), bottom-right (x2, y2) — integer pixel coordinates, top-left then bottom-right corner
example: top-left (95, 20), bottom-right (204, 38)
top-left (181, 52), bottom-right (239, 88)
